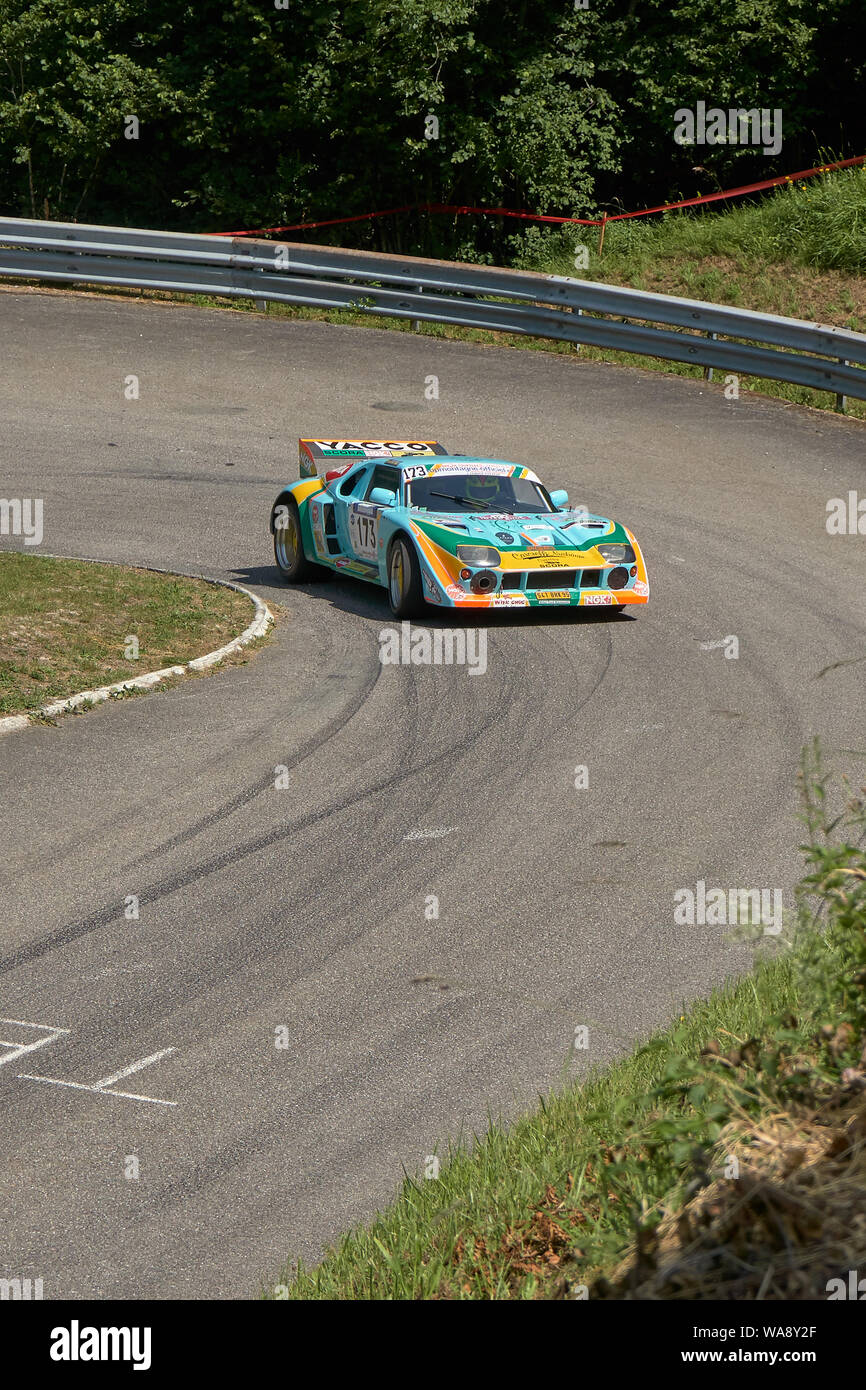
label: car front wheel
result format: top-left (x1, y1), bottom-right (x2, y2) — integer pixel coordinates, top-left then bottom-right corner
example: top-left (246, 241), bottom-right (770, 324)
top-left (387, 536), bottom-right (423, 617)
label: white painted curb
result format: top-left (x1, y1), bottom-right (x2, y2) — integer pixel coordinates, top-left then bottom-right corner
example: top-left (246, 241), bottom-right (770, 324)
top-left (0, 560), bottom-right (273, 737)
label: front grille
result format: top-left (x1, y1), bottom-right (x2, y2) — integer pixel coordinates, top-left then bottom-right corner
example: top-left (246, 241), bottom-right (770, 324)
top-left (580, 569), bottom-right (602, 588)
top-left (500, 571), bottom-right (523, 590)
top-left (526, 570), bottom-right (577, 590)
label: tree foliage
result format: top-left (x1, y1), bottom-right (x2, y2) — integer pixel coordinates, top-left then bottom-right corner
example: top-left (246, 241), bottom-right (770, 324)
top-left (0, 0), bottom-right (862, 256)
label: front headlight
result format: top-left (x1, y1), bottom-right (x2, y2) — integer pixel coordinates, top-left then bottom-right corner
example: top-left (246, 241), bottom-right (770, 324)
top-left (456, 545), bottom-right (501, 568)
top-left (597, 543), bottom-right (635, 564)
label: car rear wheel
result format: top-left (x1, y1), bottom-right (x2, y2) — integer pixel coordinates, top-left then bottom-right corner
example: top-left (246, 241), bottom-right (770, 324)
top-left (387, 536), bottom-right (423, 617)
top-left (273, 497), bottom-right (318, 582)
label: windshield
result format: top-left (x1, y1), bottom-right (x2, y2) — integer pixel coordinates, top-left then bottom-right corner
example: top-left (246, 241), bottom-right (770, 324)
top-left (408, 474), bottom-right (553, 514)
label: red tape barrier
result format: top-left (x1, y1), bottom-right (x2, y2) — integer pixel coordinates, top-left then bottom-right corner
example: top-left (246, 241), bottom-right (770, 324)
top-left (214, 154), bottom-right (865, 239)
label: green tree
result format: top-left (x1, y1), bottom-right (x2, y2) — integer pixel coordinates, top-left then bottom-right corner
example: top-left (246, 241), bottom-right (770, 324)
top-left (0, 0), bottom-right (862, 258)
top-left (0, 0), bottom-right (185, 219)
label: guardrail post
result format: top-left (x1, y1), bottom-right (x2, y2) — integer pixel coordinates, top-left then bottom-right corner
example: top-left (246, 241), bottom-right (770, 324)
top-left (703, 331), bottom-right (717, 382)
top-left (253, 263), bottom-right (267, 312)
top-left (836, 359), bottom-right (848, 414)
top-left (235, 236), bottom-right (267, 312)
top-left (411, 284), bottom-right (423, 331)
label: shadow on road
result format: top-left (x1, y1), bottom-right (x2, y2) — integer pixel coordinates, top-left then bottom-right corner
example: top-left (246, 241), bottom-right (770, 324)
top-left (231, 562), bottom-right (639, 629)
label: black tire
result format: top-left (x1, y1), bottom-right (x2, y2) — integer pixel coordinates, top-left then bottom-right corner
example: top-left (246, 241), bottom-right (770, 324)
top-left (387, 535), bottom-right (424, 618)
top-left (272, 496), bottom-right (319, 582)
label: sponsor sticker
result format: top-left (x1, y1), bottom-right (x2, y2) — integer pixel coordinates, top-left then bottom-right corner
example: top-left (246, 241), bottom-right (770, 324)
top-left (310, 502), bottom-right (328, 559)
top-left (583, 592), bottom-right (614, 605)
top-left (489, 593), bottom-right (529, 607)
top-left (349, 504), bottom-right (378, 558)
top-left (313, 440), bottom-right (436, 456)
top-left (633, 579), bottom-right (649, 596)
top-left (430, 462), bottom-right (519, 476)
top-left (505, 548), bottom-right (581, 564)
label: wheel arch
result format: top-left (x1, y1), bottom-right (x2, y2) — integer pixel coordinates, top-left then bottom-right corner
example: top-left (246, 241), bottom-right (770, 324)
top-left (269, 488), bottom-right (294, 535)
top-left (270, 482), bottom-right (326, 570)
top-left (386, 525), bottom-right (424, 576)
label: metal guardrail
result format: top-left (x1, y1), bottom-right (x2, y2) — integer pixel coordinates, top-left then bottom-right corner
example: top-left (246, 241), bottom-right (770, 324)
top-left (1, 216), bottom-right (865, 406)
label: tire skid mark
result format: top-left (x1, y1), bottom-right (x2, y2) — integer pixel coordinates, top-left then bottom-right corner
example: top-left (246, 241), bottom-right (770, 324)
top-left (0, 617), bottom-right (614, 992)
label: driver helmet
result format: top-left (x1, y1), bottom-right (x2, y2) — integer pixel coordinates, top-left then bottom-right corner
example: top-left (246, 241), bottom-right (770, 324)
top-left (464, 473), bottom-right (502, 506)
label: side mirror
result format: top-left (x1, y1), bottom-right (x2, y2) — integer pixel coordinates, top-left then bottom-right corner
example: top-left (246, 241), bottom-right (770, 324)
top-left (549, 488), bottom-right (569, 509)
top-left (369, 486), bottom-right (397, 507)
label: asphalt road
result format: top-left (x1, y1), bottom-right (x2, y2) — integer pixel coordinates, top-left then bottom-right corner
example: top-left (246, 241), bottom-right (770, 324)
top-left (1, 287), bottom-right (864, 1299)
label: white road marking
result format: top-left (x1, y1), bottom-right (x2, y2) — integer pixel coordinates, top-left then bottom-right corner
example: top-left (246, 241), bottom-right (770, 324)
top-left (16, 1046), bottom-right (178, 1107)
top-left (0, 1017), bottom-right (69, 1068)
top-left (93, 1047), bottom-right (175, 1091)
top-left (16, 1074), bottom-right (177, 1107)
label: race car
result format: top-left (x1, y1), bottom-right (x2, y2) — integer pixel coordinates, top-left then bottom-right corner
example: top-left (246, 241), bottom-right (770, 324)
top-left (270, 439), bottom-right (649, 616)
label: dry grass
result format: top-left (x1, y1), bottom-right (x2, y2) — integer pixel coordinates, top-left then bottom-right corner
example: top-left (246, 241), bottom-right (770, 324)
top-left (585, 1071), bottom-right (866, 1301)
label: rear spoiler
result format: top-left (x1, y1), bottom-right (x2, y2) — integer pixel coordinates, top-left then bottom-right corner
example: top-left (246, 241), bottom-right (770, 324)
top-left (299, 438), bottom-right (449, 478)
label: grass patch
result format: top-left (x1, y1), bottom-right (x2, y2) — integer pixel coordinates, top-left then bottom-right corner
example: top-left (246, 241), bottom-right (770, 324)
top-left (0, 553), bottom-right (256, 716)
top-left (269, 741), bottom-right (866, 1299)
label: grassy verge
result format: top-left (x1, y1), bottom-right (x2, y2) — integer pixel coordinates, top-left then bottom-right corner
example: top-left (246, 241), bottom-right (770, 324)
top-left (269, 741), bottom-right (866, 1299)
top-left (522, 164), bottom-right (866, 320)
top-left (514, 165), bottom-right (866, 421)
top-left (8, 166), bottom-right (865, 424)
top-left (0, 553), bottom-right (257, 716)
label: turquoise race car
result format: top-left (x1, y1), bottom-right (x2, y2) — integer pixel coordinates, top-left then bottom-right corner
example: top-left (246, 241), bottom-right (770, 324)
top-left (270, 438), bottom-right (649, 617)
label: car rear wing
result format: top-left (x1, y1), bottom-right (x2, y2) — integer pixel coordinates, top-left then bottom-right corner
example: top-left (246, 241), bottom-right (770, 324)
top-left (298, 439), bottom-right (449, 478)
